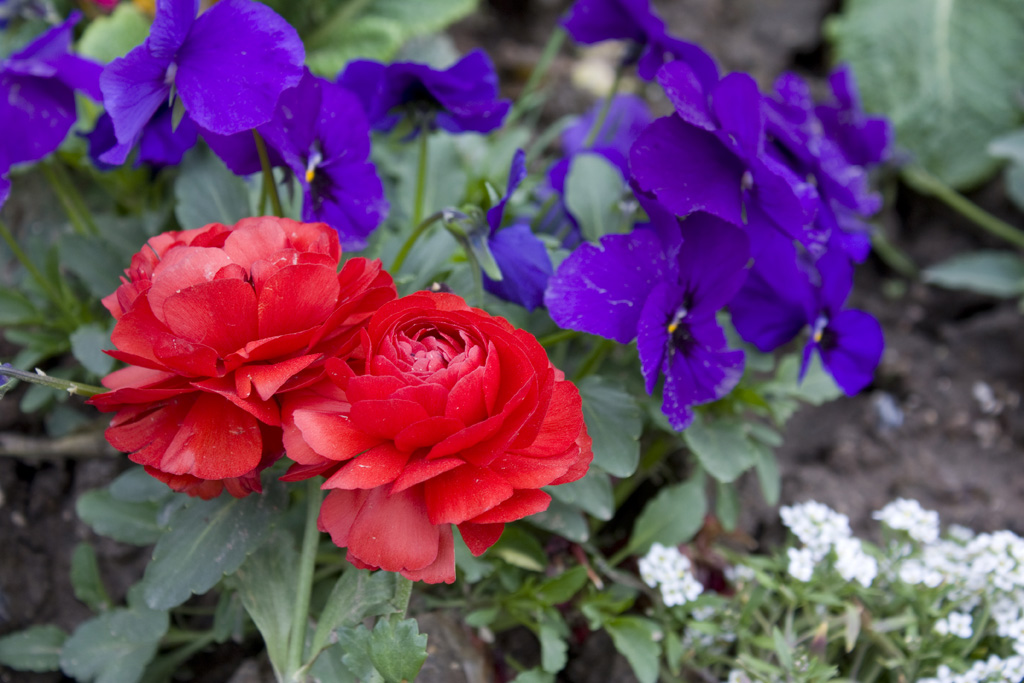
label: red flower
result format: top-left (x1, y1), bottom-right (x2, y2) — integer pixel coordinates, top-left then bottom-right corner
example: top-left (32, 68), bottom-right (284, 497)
top-left (282, 292), bottom-right (593, 583)
top-left (88, 217), bottom-right (396, 498)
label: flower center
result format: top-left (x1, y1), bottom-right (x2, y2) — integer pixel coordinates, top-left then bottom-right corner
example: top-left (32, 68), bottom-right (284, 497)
top-left (305, 149), bottom-right (323, 184)
top-left (811, 315), bottom-right (828, 344)
top-left (164, 62), bottom-right (178, 86)
top-left (666, 306), bottom-right (688, 334)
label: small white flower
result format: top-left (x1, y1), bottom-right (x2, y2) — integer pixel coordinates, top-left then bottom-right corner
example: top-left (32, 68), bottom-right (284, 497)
top-left (788, 547), bottom-right (815, 582)
top-left (833, 538), bottom-right (878, 587)
top-left (726, 670), bottom-right (751, 683)
top-left (946, 611), bottom-right (973, 638)
top-left (873, 498), bottom-right (940, 544)
top-left (934, 618), bottom-right (950, 636)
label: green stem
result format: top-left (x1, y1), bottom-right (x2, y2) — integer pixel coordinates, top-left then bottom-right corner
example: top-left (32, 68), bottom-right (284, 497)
top-left (286, 479), bottom-right (324, 681)
top-left (870, 224), bottom-right (918, 277)
top-left (582, 65), bottom-right (625, 149)
top-left (50, 161), bottom-right (99, 236)
top-left (391, 210), bottom-right (443, 273)
top-left (0, 219), bottom-right (75, 316)
top-left (0, 366), bottom-right (105, 398)
top-left (902, 165), bottom-right (1024, 249)
top-left (253, 130), bottom-right (283, 217)
top-left (461, 240), bottom-right (486, 308)
top-left (506, 28), bottom-right (567, 126)
top-left (40, 162), bottom-right (90, 236)
top-left (572, 338), bottom-right (615, 383)
top-left (392, 575), bottom-right (414, 617)
top-left (412, 132), bottom-right (430, 230)
top-left (537, 329), bottom-right (580, 347)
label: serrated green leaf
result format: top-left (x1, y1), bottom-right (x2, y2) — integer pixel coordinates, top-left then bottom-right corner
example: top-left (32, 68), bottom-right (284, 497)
top-left (70, 323), bottom-right (115, 377)
top-left (141, 482), bottom-right (286, 609)
top-left (174, 151), bottom-right (251, 230)
top-left (578, 375), bottom-right (641, 477)
top-left (60, 602), bottom-right (168, 683)
top-left (339, 618), bottom-right (428, 683)
top-left (828, 0), bottom-right (1024, 188)
top-left (0, 625), bottom-right (67, 672)
top-left (604, 616), bottom-right (661, 683)
top-left (309, 568), bottom-right (397, 661)
top-left (233, 531), bottom-right (297, 677)
top-left (624, 477), bottom-right (706, 557)
top-left (547, 467), bottom-right (613, 521)
top-left (564, 153), bottom-right (626, 242)
top-left (71, 542), bottom-right (112, 612)
top-left (922, 250), bottom-right (1024, 297)
top-left (76, 4), bottom-right (151, 63)
top-left (683, 415), bottom-right (758, 483)
top-left (76, 489), bottom-right (165, 545)
top-left (528, 498), bottom-right (590, 543)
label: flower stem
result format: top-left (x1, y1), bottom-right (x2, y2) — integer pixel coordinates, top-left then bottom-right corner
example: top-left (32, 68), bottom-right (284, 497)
top-left (50, 161), bottom-right (99, 235)
top-left (901, 164), bottom-right (1024, 250)
top-left (582, 65), bottom-right (625, 149)
top-left (572, 338), bottom-right (615, 383)
top-left (391, 575), bottom-right (414, 617)
top-left (286, 478), bottom-right (324, 681)
top-left (506, 28), bottom-right (567, 127)
top-left (0, 366), bottom-right (105, 398)
top-left (412, 132), bottom-right (430, 230)
top-left (537, 329), bottom-right (580, 347)
top-left (40, 161), bottom-right (92, 236)
top-left (391, 210), bottom-right (444, 273)
top-left (253, 130), bottom-right (283, 218)
top-left (0, 219), bottom-right (79, 320)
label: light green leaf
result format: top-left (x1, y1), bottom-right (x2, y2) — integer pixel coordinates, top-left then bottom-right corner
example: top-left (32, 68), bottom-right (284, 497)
top-left (754, 442), bottom-right (781, 506)
top-left (564, 153), bottom-right (626, 242)
top-left (61, 234), bottom-right (128, 299)
top-left (547, 468), bottom-right (614, 521)
top-left (511, 670), bottom-right (556, 683)
top-left (765, 353), bottom-right (842, 418)
top-left (844, 603), bottom-right (862, 653)
top-left (535, 566), bottom-right (589, 605)
top-left (538, 615), bottom-right (568, 673)
top-left (683, 415), bottom-right (758, 483)
top-left (529, 498), bottom-right (590, 543)
top-left (309, 568), bottom-right (398, 661)
top-left (827, 0), bottom-right (1024, 188)
top-left (923, 250), bottom-right (1024, 297)
top-left (1006, 163), bottom-right (1024, 214)
top-left (76, 489), bottom-right (165, 546)
top-left (109, 468), bottom-right (174, 504)
top-left (77, 4), bottom-right (151, 63)
top-left (339, 618), bottom-right (428, 683)
top-left (487, 525), bottom-right (547, 572)
top-left (233, 532), bottom-right (297, 677)
top-left (60, 601), bottom-right (168, 683)
top-left (0, 625), bottom-right (67, 672)
top-left (306, 17), bottom-right (404, 76)
top-left (309, 643), bottom-right (359, 683)
top-left (715, 480), bottom-right (740, 532)
top-left (70, 323), bottom-right (115, 377)
top-left (0, 289), bottom-right (38, 325)
top-left (989, 129), bottom-right (1024, 165)
top-left (578, 376), bottom-right (641, 478)
top-left (624, 477), bottom-right (706, 556)
top-left (454, 529), bottom-right (494, 583)
top-left (141, 482), bottom-right (286, 609)
top-left (604, 616), bottom-right (661, 683)
top-left (71, 542), bottom-right (111, 612)
top-left (174, 151), bottom-right (251, 230)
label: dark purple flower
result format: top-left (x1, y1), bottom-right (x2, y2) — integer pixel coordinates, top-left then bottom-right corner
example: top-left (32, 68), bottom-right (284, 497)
top-left (481, 149), bottom-right (553, 310)
top-left (338, 50), bottom-right (510, 137)
top-left (0, 13), bottom-right (102, 170)
top-left (729, 233), bottom-right (883, 395)
top-left (816, 66), bottom-right (890, 169)
top-left (206, 70), bottom-right (388, 250)
top-left (545, 202), bottom-right (749, 429)
top-left (630, 62), bottom-right (817, 252)
top-left (99, 0), bottom-right (304, 166)
top-left (84, 103), bottom-right (198, 168)
top-left (561, 0), bottom-right (718, 86)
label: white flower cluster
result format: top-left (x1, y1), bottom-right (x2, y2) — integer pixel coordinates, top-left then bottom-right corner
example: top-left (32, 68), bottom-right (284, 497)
top-left (779, 500), bottom-right (876, 585)
top-left (638, 543), bottom-right (704, 607)
top-left (874, 498), bottom-right (941, 543)
top-left (934, 611), bottom-right (973, 639)
top-left (918, 656), bottom-right (1024, 683)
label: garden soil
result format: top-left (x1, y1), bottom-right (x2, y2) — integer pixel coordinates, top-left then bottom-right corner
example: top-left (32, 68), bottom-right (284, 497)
top-left (3, 1), bottom-right (1023, 681)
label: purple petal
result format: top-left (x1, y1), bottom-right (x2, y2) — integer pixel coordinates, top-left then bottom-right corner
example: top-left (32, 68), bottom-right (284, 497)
top-left (630, 115), bottom-right (746, 225)
top-left (9, 12), bottom-right (76, 61)
top-left (175, 0), bottom-right (304, 135)
top-left (560, 0), bottom-right (645, 44)
top-left (711, 72), bottom-right (764, 157)
top-left (0, 175), bottom-right (9, 208)
top-left (484, 223), bottom-right (554, 311)
top-left (137, 104), bottom-right (197, 166)
top-left (656, 61), bottom-right (714, 131)
top-left (336, 60), bottom-right (386, 126)
top-left (487, 149), bottom-right (526, 233)
top-left (545, 226), bottom-right (670, 343)
top-left (749, 156), bottom-right (815, 240)
top-left (662, 342), bottom-right (744, 430)
top-left (562, 94), bottom-right (651, 156)
top-left (0, 73), bottom-right (77, 167)
top-left (316, 80), bottom-right (369, 162)
top-left (674, 212), bottom-right (750, 315)
top-left (642, 37), bottom-right (719, 88)
top-left (636, 280), bottom-right (677, 393)
top-left (53, 54), bottom-right (103, 101)
top-left (148, 0), bottom-right (198, 60)
top-left (99, 47), bottom-right (171, 163)
top-left (304, 161), bottom-right (388, 251)
top-left (267, 71), bottom-right (324, 166)
top-left (816, 248), bottom-right (854, 315)
top-left (818, 309), bottom-right (883, 395)
top-left (730, 236), bottom-right (813, 352)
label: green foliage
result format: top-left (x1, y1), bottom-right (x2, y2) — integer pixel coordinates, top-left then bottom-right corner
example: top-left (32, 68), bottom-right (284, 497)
top-left (624, 476), bottom-right (707, 557)
top-left (0, 625), bottom-right (67, 672)
top-left (338, 617), bottom-right (429, 683)
top-left (828, 0), bottom-right (1024, 188)
top-left (922, 250), bottom-right (1024, 297)
top-left (76, 489), bottom-right (167, 546)
top-left (232, 531), bottom-right (298, 677)
top-left (308, 568), bottom-right (399, 663)
top-left (577, 375), bottom-right (642, 478)
top-left (564, 153), bottom-right (628, 241)
top-left (990, 130), bottom-right (1024, 212)
top-left (76, 4), bottom-right (151, 63)
top-left (604, 616), bottom-right (661, 683)
top-left (683, 413), bottom-right (759, 483)
top-left (70, 542), bottom-right (112, 612)
top-left (69, 323), bottom-right (115, 376)
top-left (174, 150), bottom-right (252, 230)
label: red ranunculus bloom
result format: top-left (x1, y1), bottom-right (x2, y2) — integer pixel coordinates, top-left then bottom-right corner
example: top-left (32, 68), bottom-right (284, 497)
top-left (88, 216), bottom-right (396, 498)
top-left (281, 292), bottom-right (593, 583)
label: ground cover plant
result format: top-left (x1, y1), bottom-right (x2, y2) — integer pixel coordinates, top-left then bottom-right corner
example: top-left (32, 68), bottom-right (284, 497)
top-left (1, 0), bottom-right (1023, 681)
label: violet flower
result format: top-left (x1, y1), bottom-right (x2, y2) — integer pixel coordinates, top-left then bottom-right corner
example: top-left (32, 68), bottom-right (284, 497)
top-left (0, 13), bottom-right (102, 170)
top-left (729, 233), bottom-right (883, 394)
top-left (561, 0), bottom-right (718, 86)
top-left (338, 50), bottom-right (510, 137)
top-left (85, 103), bottom-right (198, 168)
top-left (630, 62), bottom-right (818, 252)
top-left (99, 0), bottom-right (304, 166)
top-left (0, 174), bottom-right (9, 208)
top-left (817, 66), bottom-right (890, 169)
top-left (545, 202), bottom-right (749, 429)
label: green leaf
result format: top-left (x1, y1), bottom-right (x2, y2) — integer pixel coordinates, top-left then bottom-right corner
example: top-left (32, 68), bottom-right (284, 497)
top-left (989, 129), bottom-right (1024, 164)
top-left (827, 0), bottom-right (1024, 188)
top-left (141, 482), bottom-right (286, 609)
top-left (765, 354), bottom-right (842, 419)
top-left (754, 442), bottom-right (781, 506)
top-left (71, 542), bottom-right (112, 612)
top-left (683, 415), bottom-right (758, 483)
top-left (547, 468), bottom-right (614, 521)
top-left (487, 525), bottom-right (548, 572)
top-left (174, 151), bottom-right (251, 230)
top-left (308, 643), bottom-right (359, 683)
top-left (309, 568), bottom-right (398, 661)
top-left (339, 618), bottom-right (428, 683)
top-left (0, 289), bottom-right (38, 325)
top-left (528, 498), bottom-right (590, 543)
top-left (109, 467), bottom-right (174, 504)
top-left (538, 613), bottom-right (569, 673)
top-left (61, 234), bottom-right (131, 300)
top-left (0, 625), bottom-right (67, 672)
top-left (604, 616), bottom-right (661, 683)
top-left (70, 323), bottom-right (116, 377)
top-left (624, 477), bottom-right (706, 557)
top-left (453, 529), bottom-right (495, 583)
top-left (60, 600), bottom-right (168, 683)
top-left (511, 670), bottom-right (556, 683)
top-left (564, 153), bottom-right (626, 242)
top-left (1005, 162), bottom-right (1024, 214)
top-left (536, 566), bottom-right (589, 604)
top-left (715, 480), bottom-right (740, 532)
top-left (76, 489), bottom-right (165, 545)
top-left (233, 531), bottom-right (297, 676)
top-left (578, 376), bottom-right (642, 478)
top-left (844, 603), bottom-right (862, 653)
top-left (76, 4), bottom-right (152, 62)
top-left (772, 627), bottom-right (794, 672)
top-left (922, 250), bottom-right (1024, 297)
top-left (307, 17), bottom-right (405, 76)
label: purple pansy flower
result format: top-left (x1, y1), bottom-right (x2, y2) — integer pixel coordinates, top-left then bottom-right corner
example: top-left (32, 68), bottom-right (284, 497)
top-left (729, 233), bottom-right (883, 395)
top-left (0, 13), bottom-right (102, 170)
top-left (338, 50), bottom-right (510, 137)
top-left (816, 66), bottom-right (890, 169)
top-left (545, 202), bottom-right (750, 429)
top-left (85, 103), bottom-right (198, 168)
top-left (482, 149), bottom-right (553, 311)
top-left (630, 62), bottom-right (818, 252)
top-left (98, 0), bottom-right (304, 166)
top-left (0, 174), bottom-right (9, 208)
top-left (561, 0), bottom-right (718, 86)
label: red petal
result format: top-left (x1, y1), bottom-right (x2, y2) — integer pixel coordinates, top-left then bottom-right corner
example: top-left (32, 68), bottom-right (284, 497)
top-left (393, 416), bottom-right (464, 452)
top-left (105, 396), bottom-right (194, 465)
top-left (390, 457), bottom-right (464, 493)
top-left (112, 296), bottom-right (222, 377)
top-left (422, 464), bottom-right (513, 525)
top-left (281, 459), bottom-right (340, 481)
top-left (323, 442), bottom-right (410, 489)
top-left (147, 246), bottom-right (234, 322)
top-left (161, 279), bottom-right (258, 356)
top-left (468, 489), bottom-right (551, 524)
top-left (291, 409), bottom-right (382, 460)
top-left (191, 376), bottom-right (281, 426)
top-left (348, 487), bottom-right (441, 572)
top-left (457, 522), bottom-right (505, 556)
top-left (345, 374), bottom-right (405, 403)
top-left (160, 393), bottom-right (263, 480)
top-left (145, 467), bottom-right (224, 500)
top-left (222, 218), bottom-right (287, 268)
top-left (235, 353), bottom-right (321, 401)
top-left (516, 381), bottom-right (583, 457)
top-left (487, 444), bottom-right (580, 489)
top-left (349, 399), bottom-right (430, 440)
top-left (318, 488), bottom-right (371, 549)
top-left (258, 263), bottom-right (341, 339)
top-left (445, 366), bottom-right (488, 425)
top-left (549, 426), bottom-right (593, 486)
top-left (402, 524), bottom-right (456, 584)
